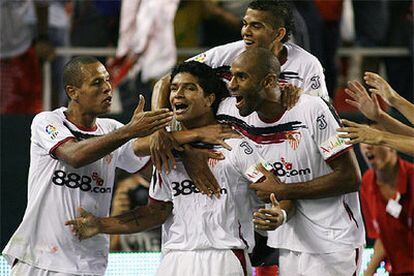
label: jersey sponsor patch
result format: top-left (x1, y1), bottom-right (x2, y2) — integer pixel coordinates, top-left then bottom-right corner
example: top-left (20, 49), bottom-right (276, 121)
top-left (193, 53), bottom-right (207, 63)
top-left (244, 160), bottom-right (273, 182)
top-left (45, 124), bottom-right (59, 139)
top-left (319, 134), bottom-right (348, 159)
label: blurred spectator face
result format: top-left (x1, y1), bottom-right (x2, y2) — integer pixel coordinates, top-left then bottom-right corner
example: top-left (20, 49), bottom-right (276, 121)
top-left (76, 62), bottom-right (113, 115)
top-left (360, 143), bottom-right (397, 170)
top-left (359, 123), bottom-right (398, 170)
top-left (241, 9), bottom-right (279, 50)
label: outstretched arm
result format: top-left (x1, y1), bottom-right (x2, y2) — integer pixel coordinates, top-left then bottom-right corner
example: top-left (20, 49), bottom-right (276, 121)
top-left (134, 124), bottom-right (240, 156)
top-left (364, 72), bottom-right (414, 125)
top-left (65, 200), bottom-right (173, 240)
top-left (250, 150), bottom-right (361, 201)
top-left (55, 96), bottom-right (172, 168)
top-left (338, 119), bottom-right (414, 156)
top-left (344, 80), bottom-right (414, 136)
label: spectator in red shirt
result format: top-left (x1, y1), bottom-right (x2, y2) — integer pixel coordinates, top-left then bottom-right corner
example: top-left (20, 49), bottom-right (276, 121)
top-left (359, 123), bottom-right (414, 275)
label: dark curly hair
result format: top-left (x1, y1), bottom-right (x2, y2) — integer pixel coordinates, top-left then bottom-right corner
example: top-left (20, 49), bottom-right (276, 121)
top-left (248, 0), bottom-right (295, 43)
top-left (170, 61), bottom-right (229, 115)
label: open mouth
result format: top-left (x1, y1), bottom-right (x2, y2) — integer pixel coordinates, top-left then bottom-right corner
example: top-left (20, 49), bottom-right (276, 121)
top-left (173, 102), bottom-right (189, 115)
top-left (243, 38), bottom-right (255, 47)
top-left (235, 95), bottom-right (245, 109)
top-left (103, 97), bottom-right (112, 105)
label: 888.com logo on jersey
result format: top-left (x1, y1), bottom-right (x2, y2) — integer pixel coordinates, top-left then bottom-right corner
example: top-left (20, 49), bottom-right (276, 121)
top-left (51, 170), bottom-right (111, 194)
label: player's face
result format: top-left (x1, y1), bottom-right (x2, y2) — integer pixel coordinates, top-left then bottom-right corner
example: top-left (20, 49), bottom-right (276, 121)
top-left (359, 143), bottom-right (397, 170)
top-left (169, 72), bottom-right (214, 127)
top-left (76, 62), bottom-right (112, 115)
top-left (241, 8), bottom-right (279, 50)
top-left (228, 60), bottom-right (266, 117)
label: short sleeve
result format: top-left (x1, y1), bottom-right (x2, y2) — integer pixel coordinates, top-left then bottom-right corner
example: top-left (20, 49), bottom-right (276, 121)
top-left (310, 99), bottom-right (352, 161)
top-left (116, 140), bottom-right (151, 173)
top-left (230, 138), bottom-right (266, 181)
top-left (303, 59), bottom-right (330, 101)
top-left (149, 170), bottom-right (173, 202)
top-left (31, 112), bottom-right (75, 156)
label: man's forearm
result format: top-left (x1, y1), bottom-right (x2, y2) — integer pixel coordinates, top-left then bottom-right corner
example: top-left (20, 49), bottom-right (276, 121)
top-left (134, 129), bottom-right (203, 156)
top-left (56, 126), bottom-right (134, 168)
top-left (379, 131), bottom-right (414, 156)
top-left (365, 239), bottom-right (386, 275)
top-left (99, 203), bottom-right (172, 235)
top-left (151, 74), bottom-right (171, 110)
top-left (389, 94), bottom-right (414, 125)
top-left (377, 111), bottom-right (414, 137)
top-left (278, 152), bottom-right (360, 200)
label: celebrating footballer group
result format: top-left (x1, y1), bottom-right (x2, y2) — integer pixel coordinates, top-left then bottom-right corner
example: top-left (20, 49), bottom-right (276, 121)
top-left (5, 0), bottom-right (413, 275)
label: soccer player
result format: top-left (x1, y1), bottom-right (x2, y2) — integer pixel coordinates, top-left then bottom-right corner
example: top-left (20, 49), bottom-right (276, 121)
top-left (65, 61), bottom-right (295, 276)
top-left (221, 48), bottom-right (365, 275)
top-left (2, 56), bottom-right (173, 276)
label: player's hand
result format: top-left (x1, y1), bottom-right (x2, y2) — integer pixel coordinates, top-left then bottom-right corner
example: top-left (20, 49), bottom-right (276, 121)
top-left (182, 145), bottom-right (224, 197)
top-left (253, 193), bottom-right (285, 231)
top-left (149, 129), bottom-right (183, 174)
top-left (337, 119), bottom-right (383, 145)
top-left (344, 80), bottom-right (382, 121)
top-left (249, 163), bottom-right (284, 203)
top-left (364, 71), bottom-right (399, 107)
top-left (196, 124), bottom-right (241, 150)
top-left (126, 95), bottom-right (173, 138)
top-left (65, 208), bottom-right (101, 240)
top-left (280, 83), bottom-right (302, 110)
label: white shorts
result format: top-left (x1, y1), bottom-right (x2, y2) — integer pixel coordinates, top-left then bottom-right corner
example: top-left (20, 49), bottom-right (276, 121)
top-left (156, 249), bottom-right (252, 276)
top-left (279, 247), bottom-right (362, 276)
top-left (11, 260), bottom-right (100, 276)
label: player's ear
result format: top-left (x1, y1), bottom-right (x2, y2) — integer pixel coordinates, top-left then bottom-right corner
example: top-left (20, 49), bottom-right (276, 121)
top-left (263, 73), bottom-right (278, 89)
top-left (66, 85), bottom-right (79, 102)
top-left (274, 27), bottom-right (286, 43)
top-left (206, 93), bottom-right (216, 107)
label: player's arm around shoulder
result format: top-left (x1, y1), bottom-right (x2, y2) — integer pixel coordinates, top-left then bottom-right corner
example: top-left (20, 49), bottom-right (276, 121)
top-left (55, 97), bottom-right (172, 168)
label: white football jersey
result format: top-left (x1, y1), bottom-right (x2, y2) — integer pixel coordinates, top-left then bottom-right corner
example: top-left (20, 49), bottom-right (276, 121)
top-left (188, 40), bottom-right (330, 101)
top-left (149, 139), bottom-right (263, 253)
top-left (217, 95), bottom-right (365, 254)
top-left (2, 107), bottom-right (150, 275)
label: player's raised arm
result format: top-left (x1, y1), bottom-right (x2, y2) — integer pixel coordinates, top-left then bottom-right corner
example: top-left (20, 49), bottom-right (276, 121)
top-left (55, 96), bottom-right (173, 168)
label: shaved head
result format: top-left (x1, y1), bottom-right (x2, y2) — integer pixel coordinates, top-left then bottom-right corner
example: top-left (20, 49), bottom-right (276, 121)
top-left (236, 48), bottom-right (281, 79)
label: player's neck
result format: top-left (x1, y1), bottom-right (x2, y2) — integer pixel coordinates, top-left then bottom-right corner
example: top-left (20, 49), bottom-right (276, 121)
top-left (182, 112), bottom-right (216, 130)
top-left (272, 44), bottom-right (287, 65)
top-left (65, 106), bottom-right (97, 130)
top-left (257, 101), bottom-right (285, 123)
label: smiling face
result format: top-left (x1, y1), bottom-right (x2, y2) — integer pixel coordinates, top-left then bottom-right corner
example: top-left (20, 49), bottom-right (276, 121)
top-left (68, 62), bottom-right (113, 116)
top-left (169, 72), bottom-right (215, 128)
top-left (241, 8), bottom-right (280, 50)
top-left (228, 58), bottom-right (266, 117)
